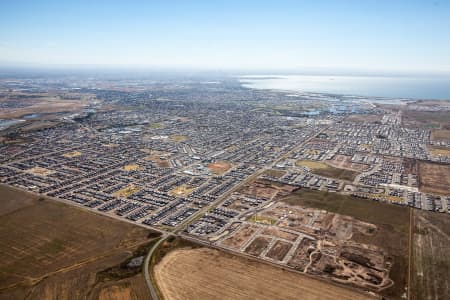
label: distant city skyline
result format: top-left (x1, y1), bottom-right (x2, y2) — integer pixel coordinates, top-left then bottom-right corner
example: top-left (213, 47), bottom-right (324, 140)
top-left (1, 0), bottom-right (450, 73)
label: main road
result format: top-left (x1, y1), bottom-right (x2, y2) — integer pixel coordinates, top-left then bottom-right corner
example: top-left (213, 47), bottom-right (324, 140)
top-left (144, 234), bottom-right (169, 300)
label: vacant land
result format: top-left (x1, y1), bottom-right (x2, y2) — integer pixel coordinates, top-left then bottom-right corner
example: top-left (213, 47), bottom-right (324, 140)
top-left (327, 155), bottom-right (370, 172)
top-left (418, 161), bottom-right (450, 194)
top-left (266, 240), bottom-right (292, 261)
top-left (207, 161), bottom-right (232, 175)
top-left (262, 227), bottom-right (298, 242)
top-left (154, 247), bottom-right (373, 300)
top-left (221, 224), bottom-right (258, 249)
top-left (123, 164), bottom-right (141, 171)
top-left (170, 135), bottom-right (188, 142)
top-left (281, 189), bottom-right (409, 299)
top-left (146, 155), bottom-right (170, 168)
top-left (0, 184), bottom-right (39, 216)
top-left (244, 236), bottom-right (271, 256)
top-left (296, 160), bottom-right (359, 181)
top-left (282, 189), bottom-right (408, 228)
top-left (95, 275), bottom-right (149, 300)
top-left (427, 145), bottom-right (450, 158)
top-left (169, 184), bottom-right (195, 197)
top-left (144, 150), bottom-right (171, 168)
top-left (62, 151), bottom-right (82, 158)
top-left (346, 114), bottom-right (383, 123)
top-left (248, 214), bottom-right (277, 225)
top-left (412, 210), bottom-right (450, 300)
top-left (402, 110), bottom-right (450, 128)
top-left (149, 122), bottom-right (165, 129)
top-left (26, 166), bottom-right (55, 176)
top-left (431, 129), bottom-right (450, 142)
top-left (0, 184), bottom-right (158, 299)
top-left (0, 94), bottom-right (91, 119)
top-left (114, 184), bottom-right (141, 198)
top-left (263, 169), bottom-right (286, 178)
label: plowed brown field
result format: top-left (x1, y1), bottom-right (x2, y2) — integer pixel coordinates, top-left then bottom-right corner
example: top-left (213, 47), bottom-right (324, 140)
top-left (154, 247), bottom-right (373, 300)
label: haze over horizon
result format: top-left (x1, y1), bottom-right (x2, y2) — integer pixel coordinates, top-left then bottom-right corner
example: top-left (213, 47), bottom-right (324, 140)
top-left (1, 0), bottom-right (450, 74)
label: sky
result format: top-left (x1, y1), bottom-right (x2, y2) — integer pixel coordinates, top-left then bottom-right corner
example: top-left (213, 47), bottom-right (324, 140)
top-left (1, 0), bottom-right (450, 73)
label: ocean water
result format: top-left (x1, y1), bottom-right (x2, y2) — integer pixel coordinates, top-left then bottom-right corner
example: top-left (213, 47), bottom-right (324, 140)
top-left (240, 75), bottom-right (450, 100)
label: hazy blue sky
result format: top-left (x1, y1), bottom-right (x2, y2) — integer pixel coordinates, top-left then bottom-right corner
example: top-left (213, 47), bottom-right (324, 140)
top-left (1, 0), bottom-right (450, 73)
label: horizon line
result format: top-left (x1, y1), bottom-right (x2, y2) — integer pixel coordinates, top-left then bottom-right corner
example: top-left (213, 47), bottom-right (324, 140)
top-left (1, 63), bottom-right (450, 78)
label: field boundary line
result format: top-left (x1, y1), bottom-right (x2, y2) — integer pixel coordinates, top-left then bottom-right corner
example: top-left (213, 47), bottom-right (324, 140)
top-left (408, 208), bottom-right (413, 300)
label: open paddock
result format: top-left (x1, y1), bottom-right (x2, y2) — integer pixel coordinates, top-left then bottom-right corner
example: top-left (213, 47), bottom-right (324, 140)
top-left (418, 161), bottom-right (450, 195)
top-left (296, 160), bottom-right (360, 181)
top-left (0, 184), bottom-right (158, 299)
top-left (154, 247), bottom-right (373, 300)
top-left (412, 210), bottom-right (450, 300)
top-left (431, 129), bottom-right (450, 142)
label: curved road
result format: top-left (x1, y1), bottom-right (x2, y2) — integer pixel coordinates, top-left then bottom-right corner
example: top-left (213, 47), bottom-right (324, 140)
top-left (144, 234), bottom-right (169, 300)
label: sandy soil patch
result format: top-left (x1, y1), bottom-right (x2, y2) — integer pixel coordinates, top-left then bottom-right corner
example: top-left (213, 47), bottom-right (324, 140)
top-left (123, 164), bottom-right (140, 171)
top-left (62, 151), bottom-right (82, 158)
top-left (170, 135), bottom-right (188, 142)
top-left (26, 167), bottom-right (55, 177)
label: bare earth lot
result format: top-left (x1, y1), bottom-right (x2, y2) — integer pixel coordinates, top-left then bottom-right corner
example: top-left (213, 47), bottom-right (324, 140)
top-left (431, 129), bottom-right (450, 142)
top-left (221, 224), bottom-right (258, 249)
top-left (0, 184), bottom-right (157, 300)
top-left (281, 189), bottom-right (409, 299)
top-left (207, 161), bottom-right (232, 175)
top-left (154, 247), bottom-right (373, 300)
top-left (418, 161), bottom-right (450, 195)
